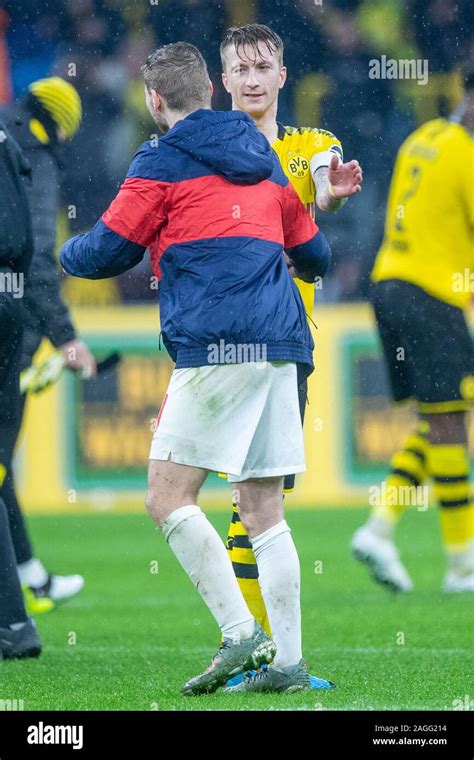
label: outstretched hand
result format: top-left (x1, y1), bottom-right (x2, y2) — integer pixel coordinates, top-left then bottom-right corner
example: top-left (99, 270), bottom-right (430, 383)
top-left (328, 154), bottom-right (363, 198)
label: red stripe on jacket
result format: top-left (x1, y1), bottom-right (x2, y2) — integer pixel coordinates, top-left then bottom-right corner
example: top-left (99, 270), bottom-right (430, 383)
top-left (102, 175), bottom-right (318, 257)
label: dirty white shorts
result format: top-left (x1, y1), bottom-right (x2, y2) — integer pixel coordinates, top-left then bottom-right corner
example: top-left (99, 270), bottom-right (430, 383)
top-left (149, 361), bottom-right (305, 482)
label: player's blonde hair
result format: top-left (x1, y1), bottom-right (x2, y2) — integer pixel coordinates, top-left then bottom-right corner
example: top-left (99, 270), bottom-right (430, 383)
top-left (220, 24), bottom-right (284, 70)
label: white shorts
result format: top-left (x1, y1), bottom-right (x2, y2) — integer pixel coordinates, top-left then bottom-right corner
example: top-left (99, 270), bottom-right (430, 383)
top-left (149, 361), bottom-right (305, 482)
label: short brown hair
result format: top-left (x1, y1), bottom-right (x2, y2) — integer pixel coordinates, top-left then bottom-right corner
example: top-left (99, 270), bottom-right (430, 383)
top-left (141, 42), bottom-right (211, 112)
top-left (220, 24), bottom-right (284, 69)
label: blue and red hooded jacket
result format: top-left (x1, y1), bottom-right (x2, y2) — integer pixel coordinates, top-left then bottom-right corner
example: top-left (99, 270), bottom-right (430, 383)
top-left (60, 109), bottom-right (331, 375)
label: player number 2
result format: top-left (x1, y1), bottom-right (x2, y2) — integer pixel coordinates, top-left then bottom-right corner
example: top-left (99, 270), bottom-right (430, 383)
top-left (394, 165), bottom-right (422, 233)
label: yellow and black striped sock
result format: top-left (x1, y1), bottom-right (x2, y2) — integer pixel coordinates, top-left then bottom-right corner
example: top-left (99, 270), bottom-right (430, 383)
top-left (226, 504), bottom-right (271, 635)
top-left (371, 421), bottom-right (430, 526)
top-left (428, 444), bottom-right (473, 559)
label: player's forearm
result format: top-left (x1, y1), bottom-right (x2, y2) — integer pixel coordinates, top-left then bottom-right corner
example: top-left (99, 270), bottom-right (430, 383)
top-left (314, 167), bottom-right (347, 212)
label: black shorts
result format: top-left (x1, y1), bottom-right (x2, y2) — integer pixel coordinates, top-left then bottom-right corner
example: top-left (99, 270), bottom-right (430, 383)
top-left (283, 363), bottom-right (308, 492)
top-left (371, 279), bottom-right (474, 412)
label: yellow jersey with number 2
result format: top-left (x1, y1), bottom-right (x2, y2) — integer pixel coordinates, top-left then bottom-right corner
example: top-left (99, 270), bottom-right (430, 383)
top-left (272, 124), bottom-right (343, 315)
top-left (372, 118), bottom-right (474, 310)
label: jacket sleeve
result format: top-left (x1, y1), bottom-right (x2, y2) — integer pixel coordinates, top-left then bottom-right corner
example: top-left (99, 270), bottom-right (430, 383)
top-left (286, 231), bottom-right (331, 281)
top-left (23, 246), bottom-right (76, 347)
top-left (281, 181), bottom-right (331, 280)
top-left (60, 148), bottom-right (168, 280)
top-left (21, 148), bottom-right (76, 346)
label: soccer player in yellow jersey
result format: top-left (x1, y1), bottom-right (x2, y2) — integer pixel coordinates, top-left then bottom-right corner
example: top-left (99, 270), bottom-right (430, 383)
top-left (352, 71), bottom-right (474, 594)
top-left (219, 23), bottom-right (363, 692)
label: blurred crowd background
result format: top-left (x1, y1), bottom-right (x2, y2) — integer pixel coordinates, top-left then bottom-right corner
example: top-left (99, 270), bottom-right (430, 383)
top-left (1, 0), bottom-right (472, 304)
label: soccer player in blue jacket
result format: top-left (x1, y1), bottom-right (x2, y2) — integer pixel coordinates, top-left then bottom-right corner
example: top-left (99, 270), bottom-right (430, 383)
top-left (61, 42), bottom-right (332, 695)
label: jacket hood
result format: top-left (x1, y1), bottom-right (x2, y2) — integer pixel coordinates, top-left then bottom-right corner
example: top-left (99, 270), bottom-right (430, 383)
top-left (160, 109), bottom-right (274, 185)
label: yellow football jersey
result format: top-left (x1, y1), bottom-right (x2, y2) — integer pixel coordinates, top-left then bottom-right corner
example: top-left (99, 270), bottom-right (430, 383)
top-left (372, 118), bottom-right (474, 309)
top-left (272, 125), bottom-right (343, 315)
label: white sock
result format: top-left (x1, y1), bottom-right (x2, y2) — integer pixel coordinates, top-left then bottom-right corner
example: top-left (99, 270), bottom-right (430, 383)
top-left (367, 516), bottom-right (394, 540)
top-left (447, 542), bottom-right (474, 574)
top-left (17, 557), bottom-right (48, 587)
top-left (251, 520), bottom-right (302, 671)
top-left (162, 505), bottom-right (255, 641)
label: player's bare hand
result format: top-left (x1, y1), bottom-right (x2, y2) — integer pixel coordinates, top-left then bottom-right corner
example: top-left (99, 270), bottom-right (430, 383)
top-left (60, 339), bottom-right (97, 378)
top-left (328, 154), bottom-right (363, 197)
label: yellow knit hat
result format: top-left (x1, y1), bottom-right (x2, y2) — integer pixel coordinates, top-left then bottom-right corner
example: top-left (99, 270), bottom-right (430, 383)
top-left (28, 77), bottom-right (82, 139)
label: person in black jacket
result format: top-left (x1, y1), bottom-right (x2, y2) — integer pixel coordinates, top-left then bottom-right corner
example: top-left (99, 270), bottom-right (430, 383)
top-left (0, 120), bottom-right (41, 658)
top-left (0, 77), bottom-right (96, 613)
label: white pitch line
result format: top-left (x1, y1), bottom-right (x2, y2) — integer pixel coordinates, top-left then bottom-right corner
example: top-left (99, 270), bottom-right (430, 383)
top-left (306, 646), bottom-right (471, 655)
top-left (41, 645), bottom-right (215, 654)
top-left (40, 644), bottom-right (471, 657)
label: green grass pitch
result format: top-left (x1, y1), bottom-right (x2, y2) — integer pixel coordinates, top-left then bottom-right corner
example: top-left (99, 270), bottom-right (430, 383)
top-left (1, 507), bottom-right (472, 710)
